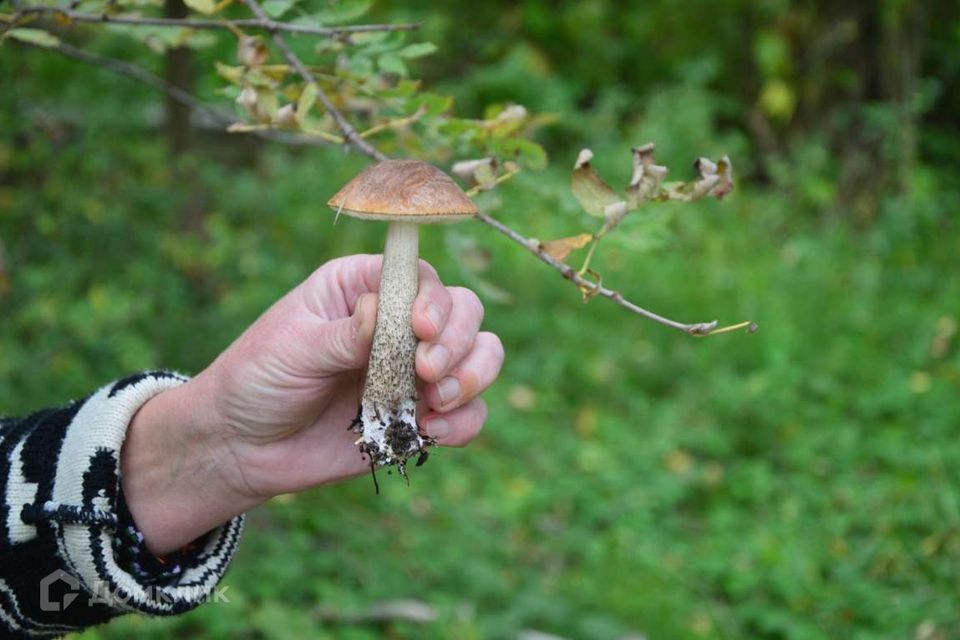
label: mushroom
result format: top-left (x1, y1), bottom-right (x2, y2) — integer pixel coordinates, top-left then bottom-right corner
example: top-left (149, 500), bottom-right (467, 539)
top-left (327, 159), bottom-right (478, 480)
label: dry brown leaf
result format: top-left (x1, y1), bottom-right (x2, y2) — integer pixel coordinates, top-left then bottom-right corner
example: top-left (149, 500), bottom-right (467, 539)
top-left (237, 36), bottom-right (269, 67)
top-left (571, 149), bottom-right (620, 217)
top-left (627, 143), bottom-right (668, 203)
top-left (541, 233), bottom-right (593, 262)
top-left (452, 157), bottom-right (498, 189)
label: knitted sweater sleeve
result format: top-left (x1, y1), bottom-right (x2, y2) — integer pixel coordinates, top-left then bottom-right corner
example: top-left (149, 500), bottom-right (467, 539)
top-left (0, 371), bottom-right (244, 638)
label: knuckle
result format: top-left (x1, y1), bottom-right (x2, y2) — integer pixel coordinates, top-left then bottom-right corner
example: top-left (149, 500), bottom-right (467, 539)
top-left (475, 397), bottom-right (489, 425)
top-left (451, 287), bottom-right (484, 323)
top-left (468, 291), bottom-right (485, 323)
top-left (452, 331), bottom-right (478, 361)
top-left (333, 322), bottom-right (359, 366)
top-left (448, 400), bottom-right (487, 447)
top-left (433, 282), bottom-right (454, 311)
top-left (418, 259), bottom-right (440, 280)
top-left (457, 369), bottom-right (479, 399)
top-left (481, 332), bottom-right (505, 365)
top-left (465, 400), bottom-right (487, 441)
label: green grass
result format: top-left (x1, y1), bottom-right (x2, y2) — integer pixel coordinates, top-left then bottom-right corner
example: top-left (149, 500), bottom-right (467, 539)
top-left (4, 45), bottom-right (960, 640)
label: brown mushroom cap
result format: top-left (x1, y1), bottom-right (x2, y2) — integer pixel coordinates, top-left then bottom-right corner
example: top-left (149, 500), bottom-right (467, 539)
top-left (328, 159), bottom-right (478, 222)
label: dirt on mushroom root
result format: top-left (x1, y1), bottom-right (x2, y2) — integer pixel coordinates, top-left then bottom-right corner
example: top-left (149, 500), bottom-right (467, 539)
top-left (350, 406), bottom-right (434, 492)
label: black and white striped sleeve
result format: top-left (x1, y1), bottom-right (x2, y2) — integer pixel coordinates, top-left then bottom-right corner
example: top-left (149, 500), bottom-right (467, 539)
top-left (0, 372), bottom-right (244, 638)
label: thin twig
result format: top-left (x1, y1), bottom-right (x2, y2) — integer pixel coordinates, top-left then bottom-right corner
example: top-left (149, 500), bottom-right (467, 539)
top-left (475, 211), bottom-right (755, 336)
top-left (22, 40), bottom-right (330, 147)
top-left (358, 105), bottom-right (426, 139)
top-left (241, 0), bottom-right (388, 161)
top-left (463, 164), bottom-right (522, 197)
top-left (227, 122), bottom-right (344, 144)
top-left (8, 6), bottom-right (419, 38)
top-left (53, 41), bottom-right (228, 122)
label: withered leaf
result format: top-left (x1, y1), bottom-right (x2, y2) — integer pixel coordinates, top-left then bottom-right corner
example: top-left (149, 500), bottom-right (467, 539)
top-left (237, 36), bottom-right (269, 67)
top-left (627, 143), bottom-right (668, 204)
top-left (275, 103), bottom-right (297, 127)
top-left (659, 154), bottom-right (735, 202)
top-left (571, 149), bottom-right (621, 218)
top-left (692, 154), bottom-right (734, 199)
top-left (296, 83), bottom-right (318, 124)
top-left (235, 87), bottom-right (276, 123)
top-left (541, 233), bottom-right (593, 262)
top-left (486, 104), bottom-right (528, 137)
top-left (452, 157), bottom-right (498, 189)
top-left (602, 201), bottom-right (630, 229)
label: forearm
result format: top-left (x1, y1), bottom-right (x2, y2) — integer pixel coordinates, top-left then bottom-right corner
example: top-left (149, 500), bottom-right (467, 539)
top-left (0, 372), bottom-right (245, 638)
top-left (120, 371), bottom-right (262, 555)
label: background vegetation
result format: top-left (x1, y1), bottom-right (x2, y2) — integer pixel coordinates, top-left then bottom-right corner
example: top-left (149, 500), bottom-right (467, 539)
top-left (2, 1), bottom-right (959, 638)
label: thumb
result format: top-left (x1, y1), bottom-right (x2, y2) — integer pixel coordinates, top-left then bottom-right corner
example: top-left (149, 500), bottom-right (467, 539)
top-left (309, 293), bottom-right (377, 374)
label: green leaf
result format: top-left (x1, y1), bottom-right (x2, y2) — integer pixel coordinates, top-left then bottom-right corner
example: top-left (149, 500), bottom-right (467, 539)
top-left (352, 31), bottom-right (406, 56)
top-left (379, 79), bottom-right (421, 99)
top-left (397, 42), bottom-right (437, 59)
top-left (452, 157), bottom-right (497, 188)
top-left (485, 104), bottom-right (528, 138)
top-left (313, 0), bottom-right (371, 25)
top-left (492, 138), bottom-right (547, 171)
top-left (296, 83), bottom-right (318, 123)
top-left (570, 149), bottom-right (621, 217)
top-left (183, 0), bottom-right (216, 14)
top-left (410, 92), bottom-right (453, 118)
top-left (262, 0), bottom-right (295, 18)
top-left (183, 30), bottom-right (217, 49)
top-left (108, 24), bottom-right (216, 50)
top-left (347, 54), bottom-right (374, 77)
top-left (5, 28), bottom-right (60, 48)
top-left (215, 62), bottom-right (244, 85)
top-left (377, 54), bottom-right (407, 77)
top-left (439, 119), bottom-right (483, 137)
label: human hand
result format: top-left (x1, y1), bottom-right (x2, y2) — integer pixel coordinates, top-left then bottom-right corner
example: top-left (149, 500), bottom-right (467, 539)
top-left (121, 255), bottom-right (504, 553)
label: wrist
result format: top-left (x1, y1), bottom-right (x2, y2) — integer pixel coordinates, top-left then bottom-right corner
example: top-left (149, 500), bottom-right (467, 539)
top-left (120, 372), bottom-right (262, 555)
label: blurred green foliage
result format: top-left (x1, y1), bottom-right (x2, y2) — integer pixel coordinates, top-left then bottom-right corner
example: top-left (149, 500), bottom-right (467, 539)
top-left (2, 0), bottom-right (960, 638)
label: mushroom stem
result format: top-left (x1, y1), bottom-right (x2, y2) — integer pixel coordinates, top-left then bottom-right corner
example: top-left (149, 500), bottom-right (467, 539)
top-left (353, 220), bottom-right (429, 477)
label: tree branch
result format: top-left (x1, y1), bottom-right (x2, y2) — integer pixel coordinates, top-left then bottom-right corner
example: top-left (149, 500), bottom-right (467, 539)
top-left (474, 211), bottom-right (754, 336)
top-left (10, 6), bottom-right (419, 38)
top-left (241, 0), bottom-right (388, 161)
top-left (11, 8), bottom-right (755, 337)
top-left (22, 39), bottom-right (330, 148)
top-left (235, 0), bottom-right (753, 335)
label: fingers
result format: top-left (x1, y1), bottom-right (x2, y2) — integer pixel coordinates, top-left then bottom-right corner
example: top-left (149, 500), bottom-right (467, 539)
top-left (300, 255), bottom-right (382, 319)
top-left (298, 256), bottom-right (497, 388)
top-left (421, 397), bottom-right (488, 447)
top-left (411, 261), bottom-right (452, 342)
top-left (415, 287), bottom-right (485, 383)
top-left (422, 331), bottom-right (504, 413)
top-left (294, 292), bottom-right (378, 373)
top-left (305, 256), bottom-right (453, 334)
